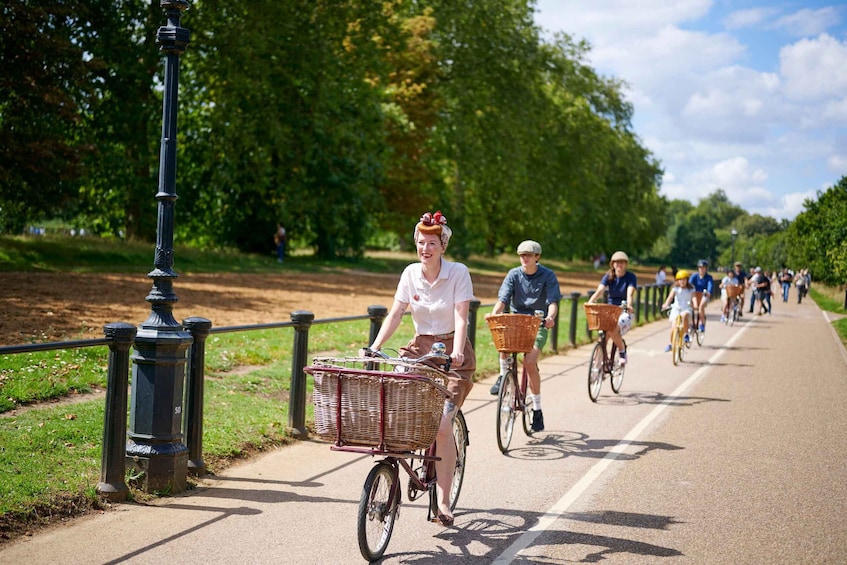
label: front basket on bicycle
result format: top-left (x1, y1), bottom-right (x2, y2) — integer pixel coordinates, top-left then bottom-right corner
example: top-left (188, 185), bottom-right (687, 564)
top-left (583, 303), bottom-right (621, 332)
top-left (485, 314), bottom-right (540, 353)
top-left (725, 284), bottom-right (744, 298)
top-left (305, 357), bottom-right (450, 451)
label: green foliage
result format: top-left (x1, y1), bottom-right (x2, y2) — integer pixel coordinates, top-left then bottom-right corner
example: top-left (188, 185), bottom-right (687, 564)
top-left (787, 176), bottom-right (847, 285)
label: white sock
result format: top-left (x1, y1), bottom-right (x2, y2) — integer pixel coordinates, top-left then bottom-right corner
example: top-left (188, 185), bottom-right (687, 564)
top-left (499, 358), bottom-right (508, 376)
top-left (533, 395), bottom-right (542, 411)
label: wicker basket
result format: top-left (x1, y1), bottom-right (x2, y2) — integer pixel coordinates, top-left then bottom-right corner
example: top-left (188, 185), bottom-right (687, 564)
top-left (305, 357), bottom-right (449, 451)
top-left (583, 303), bottom-right (621, 331)
top-left (725, 284), bottom-right (744, 298)
top-left (486, 314), bottom-right (541, 353)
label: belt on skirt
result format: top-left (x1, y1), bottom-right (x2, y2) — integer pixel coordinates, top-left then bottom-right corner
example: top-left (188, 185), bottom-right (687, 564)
top-left (423, 331), bottom-right (455, 340)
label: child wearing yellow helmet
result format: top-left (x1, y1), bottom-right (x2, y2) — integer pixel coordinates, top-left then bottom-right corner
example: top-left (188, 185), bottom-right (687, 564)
top-left (661, 269), bottom-right (695, 352)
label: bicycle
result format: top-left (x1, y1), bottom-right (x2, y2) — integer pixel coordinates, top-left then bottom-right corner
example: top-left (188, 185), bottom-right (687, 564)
top-left (583, 303), bottom-right (627, 402)
top-left (725, 285), bottom-right (744, 326)
top-left (690, 291), bottom-right (706, 346)
top-left (304, 345), bottom-right (469, 562)
top-left (663, 306), bottom-right (688, 366)
top-left (485, 312), bottom-right (544, 453)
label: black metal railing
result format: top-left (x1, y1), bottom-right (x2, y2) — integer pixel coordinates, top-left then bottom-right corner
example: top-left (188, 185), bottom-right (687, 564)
top-left (0, 283), bottom-right (671, 500)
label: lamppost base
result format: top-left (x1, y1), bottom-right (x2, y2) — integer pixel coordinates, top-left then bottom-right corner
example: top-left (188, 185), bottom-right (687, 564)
top-left (126, 440), bottom-right (188, 494)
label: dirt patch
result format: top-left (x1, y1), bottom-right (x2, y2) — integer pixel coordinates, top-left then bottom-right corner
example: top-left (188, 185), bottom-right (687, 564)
top-left (0, 268), bottom-right (625, 347)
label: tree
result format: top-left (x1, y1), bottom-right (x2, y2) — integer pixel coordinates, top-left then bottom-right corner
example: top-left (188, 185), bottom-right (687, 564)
top-left (0, 1), bottom-right (91, 233)
top-left (787, 176), bottom-right (847, 285)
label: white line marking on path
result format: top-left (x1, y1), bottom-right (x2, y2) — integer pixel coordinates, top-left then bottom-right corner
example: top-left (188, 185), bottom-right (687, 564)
top-left (492, 320), bottom-right (753, 564)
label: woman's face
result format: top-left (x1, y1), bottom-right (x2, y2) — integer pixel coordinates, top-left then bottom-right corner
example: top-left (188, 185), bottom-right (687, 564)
top-left (612, 260), bottom-right (627, 275)
top-left (416, 233), bottom-right (444, 266)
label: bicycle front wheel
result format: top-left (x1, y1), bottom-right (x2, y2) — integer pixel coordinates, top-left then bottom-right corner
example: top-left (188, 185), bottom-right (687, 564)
top-left (496, 366), bottom-right (517, 453)
top-left (610, 340), bottom-right (626, 393)
top-left (672, 326), bottom-right (681, 366)
top-left (357, 461), bottom-right (398, 562)
top-left (520, 365), bottom-right (532, 436)
top-left (588, 342), bottom-right (604, 402)
top-left (696, 322), bottom-right (705, 346)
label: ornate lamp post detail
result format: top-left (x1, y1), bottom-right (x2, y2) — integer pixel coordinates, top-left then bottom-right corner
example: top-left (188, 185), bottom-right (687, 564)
top-left (126, 0), bottom-right (192, 494)
top-left (731, 228), bottom-right (738, 265)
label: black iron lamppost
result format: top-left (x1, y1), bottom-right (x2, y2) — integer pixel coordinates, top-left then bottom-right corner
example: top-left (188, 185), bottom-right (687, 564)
top-left (731, 228), bottom-right (738, 265)
top-left (126, 0), bottom-right (192, 494)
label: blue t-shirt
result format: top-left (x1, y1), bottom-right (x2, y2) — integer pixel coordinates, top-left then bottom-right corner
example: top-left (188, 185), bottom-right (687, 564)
top-left (689, 272), bottom-right (714, 294)
top-left (498, 264), bottom-right (562, 315)
top-left (599, 271), bottom-right (637, 305)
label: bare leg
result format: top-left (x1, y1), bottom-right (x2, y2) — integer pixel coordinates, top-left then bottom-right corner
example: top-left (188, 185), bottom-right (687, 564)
top-left (434, 411), bottom-right (456, 518)
top-left (525, 347), bottom-right (541, 395)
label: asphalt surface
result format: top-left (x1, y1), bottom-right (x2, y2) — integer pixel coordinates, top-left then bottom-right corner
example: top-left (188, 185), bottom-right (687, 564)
top-left (2, 296), bottom-right (846, 564)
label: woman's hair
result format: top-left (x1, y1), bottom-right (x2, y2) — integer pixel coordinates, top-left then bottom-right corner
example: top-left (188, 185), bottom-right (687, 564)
top-left (414, 211), bottom-right (452, 248)
top-left (605, 267), bottom-right (617, 284)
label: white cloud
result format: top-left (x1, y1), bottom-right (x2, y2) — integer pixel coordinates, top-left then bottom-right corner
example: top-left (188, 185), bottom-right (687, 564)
top-left (780, 33), bottom-right (847, 101)
top-left (773, 7), bottom-right (844, 37)
top-left (828, 154), bottom-right (847, 173)
top-left (723, 8), bottom-right (780, 30)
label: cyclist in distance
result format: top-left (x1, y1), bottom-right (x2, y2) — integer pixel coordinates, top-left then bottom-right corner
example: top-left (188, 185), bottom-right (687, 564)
top-left (661, 269), bottom-right (695, 351)
top-left (689, 260), bottom-right (714, 332)
top-left (366, 210), bottom-right (475, 527)
top-left (719, 268), bottom-right (740, 323)
top-left (587, 251), bottom-right (637, 364)
top-left (487, 240), bottom-right (561, 432)
top-left (732, 262), bottom-right (747, 317)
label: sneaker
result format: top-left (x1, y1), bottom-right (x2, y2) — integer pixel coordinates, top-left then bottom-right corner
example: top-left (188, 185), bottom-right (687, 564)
top-left (699, 324), bottom-right (705, 333)
top-left (720, 315), bottom-right (726, 323)
top-left (531, 409), bottom-right (544, 432)
top-left (489, 375), bottom-right (503, 396)
top-left (619, 351), bottom-right (627, 365)
top-left (664, 344), bottom-right (672, 352)
top-left (684, 333), bottom-right (690, 343)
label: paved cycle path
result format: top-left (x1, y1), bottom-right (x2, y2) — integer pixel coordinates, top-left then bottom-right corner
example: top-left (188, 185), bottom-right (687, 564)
top-left (2, 297), bottom-right (846, 564)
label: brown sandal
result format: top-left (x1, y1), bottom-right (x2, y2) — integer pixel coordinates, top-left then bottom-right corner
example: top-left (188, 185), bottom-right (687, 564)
top-left (431, 513), bottom-right (454, 527)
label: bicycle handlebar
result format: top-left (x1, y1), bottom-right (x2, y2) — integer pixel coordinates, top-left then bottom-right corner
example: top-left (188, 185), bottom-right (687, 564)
top-left (363, 344), bottom-right (452, 373)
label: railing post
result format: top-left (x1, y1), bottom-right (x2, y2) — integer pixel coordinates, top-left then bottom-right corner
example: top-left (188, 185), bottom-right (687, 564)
top-left (183, 317), bottom-right (212, 477)
top-left (98, 323), bottom-right (137, 501)
top-left (468, 299), bottom-right (480, 348)
top-left (569, 292), bottom-right (581, 347)
top-left (289, 310), bottom-right (314, 437)
top-left (643, 284), bottom-right (650, 320)
top-left (367, 305), bottom-right (388, 346)
top-left (635, 286), bottom-right (642, 323)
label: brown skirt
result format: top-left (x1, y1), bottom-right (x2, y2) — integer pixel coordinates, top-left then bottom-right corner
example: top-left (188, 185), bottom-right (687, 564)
top-left (399, 334), bottom-right (475, 408)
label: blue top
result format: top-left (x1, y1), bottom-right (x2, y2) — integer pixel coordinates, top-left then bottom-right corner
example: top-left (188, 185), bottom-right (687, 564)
top-left (689, 272), bottom-right (715, 294)
top-left (734, 269), bottom-right (747, 285)
top-left (599, 271), bottom-right (637, 305)
top-left (498, 265), bottom-right (562, 315)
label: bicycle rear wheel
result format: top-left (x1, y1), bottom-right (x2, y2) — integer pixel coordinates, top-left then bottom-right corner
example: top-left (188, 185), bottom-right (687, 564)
top-left (429, 410), bottom-right (468, 514)
top-left (588, 342), bottom-right (604, 402)
top-left (357, 461), bottom-right (398, 562)
top-left (610, 340), bottom-right (626, 393)
top-left (496, 365), bottom-right (518, 453)
top-left (696, 320), bottom-right (705, 346)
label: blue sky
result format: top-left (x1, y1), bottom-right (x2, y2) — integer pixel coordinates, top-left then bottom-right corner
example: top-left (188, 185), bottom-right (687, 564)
top-left (533, 0), bottom-right (847, 220)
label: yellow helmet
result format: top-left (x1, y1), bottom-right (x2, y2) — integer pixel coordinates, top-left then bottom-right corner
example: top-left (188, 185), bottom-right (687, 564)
top-left (675, 269), bottom-right (690, 280)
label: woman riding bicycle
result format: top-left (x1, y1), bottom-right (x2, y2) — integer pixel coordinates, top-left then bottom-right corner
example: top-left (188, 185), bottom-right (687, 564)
top-left (587, 251), bottom-right (636, 364)
top-left (689, 259), bottom-right (714, 333)
top-left (719, 270), bottom-right (740, 323)
top-left (366, 210), bottom-right (474, 527)
top-left (662, 269), bottom-right (695, 352)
